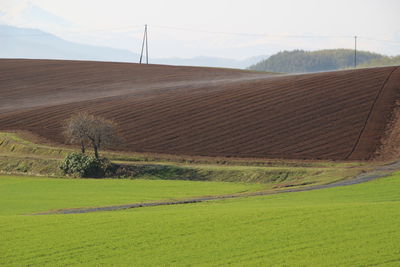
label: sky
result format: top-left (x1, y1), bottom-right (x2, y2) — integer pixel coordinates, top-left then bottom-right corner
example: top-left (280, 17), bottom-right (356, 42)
top-left (1, 0), bottom-right (400, 59)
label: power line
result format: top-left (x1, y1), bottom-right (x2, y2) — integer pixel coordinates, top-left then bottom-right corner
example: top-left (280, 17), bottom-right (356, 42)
top-left (151, 25), bottom-right (400, 46)
top-left (358, 36), bottom-right (400, 45)
top-left (0, 25), bottom-right (144, 37)
top-left (150, 25), bottom-right (352, 39)
top-left (1, 24), bottom-right (399, 46)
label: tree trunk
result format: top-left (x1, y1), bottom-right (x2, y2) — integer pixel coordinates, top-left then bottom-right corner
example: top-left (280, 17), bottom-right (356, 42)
top-left (93, 143), bottom-right (99, 159)
top-left (80, 141), bottom-right (85, 154)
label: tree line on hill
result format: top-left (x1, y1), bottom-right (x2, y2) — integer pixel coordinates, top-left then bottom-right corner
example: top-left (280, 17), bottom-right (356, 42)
top-left (248, 49), bottom-right (399, 73)
top-left (358, 55), bottom-right (400, 68)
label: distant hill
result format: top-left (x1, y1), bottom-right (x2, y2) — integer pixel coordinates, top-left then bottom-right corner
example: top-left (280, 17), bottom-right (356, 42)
top-left (0, 1), bottom-right (74, 30)
top-left (0, 25), bottom-right (140, 62)
top-left (248, 49), bottom-right (384, 73)
top-left (154, 55), bottom-right (269, 69)
top-left (0, 24), bottom-right (267, 69)
top-left (358, 56), bottom-right (400, 68)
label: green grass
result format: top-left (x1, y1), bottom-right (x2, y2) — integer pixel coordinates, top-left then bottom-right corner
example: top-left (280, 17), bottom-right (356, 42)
top-left (0, 156), bottom-right (61, 176)
top-left (0, 131), bottom-right (363, 167)
top-left (0, 132), bottom-right (367, 187)
top-left (1, 173), bottom-right (400, 266)
top-left (0, 175), bottom-right (263, 215)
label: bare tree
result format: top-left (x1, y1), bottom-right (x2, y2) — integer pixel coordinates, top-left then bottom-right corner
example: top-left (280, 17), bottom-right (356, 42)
top-left (63, 112), bottom-right (121, 158)
top-left (63, 112), bottom-right (91, 154)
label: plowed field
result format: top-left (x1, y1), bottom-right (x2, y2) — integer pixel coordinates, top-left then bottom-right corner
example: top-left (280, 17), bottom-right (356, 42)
top-left (0, 59), bottom-right (399, 160)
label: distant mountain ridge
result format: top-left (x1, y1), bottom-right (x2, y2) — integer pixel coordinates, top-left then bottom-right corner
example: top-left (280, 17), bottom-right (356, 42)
top-left (0, 24), bottom-right (267, 69)
top-left (0, 25), bottom-right (140, 62)
top-left (249, 49), bottom-right (386, 73)
top-left (155, 55), bottom-right (269, 69)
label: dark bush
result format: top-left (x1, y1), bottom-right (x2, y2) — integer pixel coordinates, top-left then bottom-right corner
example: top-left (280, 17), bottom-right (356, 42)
top-left (60, 153), bottom-right (112, 178)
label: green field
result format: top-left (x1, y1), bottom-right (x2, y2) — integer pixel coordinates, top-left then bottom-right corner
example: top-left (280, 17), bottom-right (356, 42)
top-left (0, 176), bottom-right (263, 215)
top-left (1, 131), bottom-right (396, 266)
top-left (1, 172), bottom-right (400, 266)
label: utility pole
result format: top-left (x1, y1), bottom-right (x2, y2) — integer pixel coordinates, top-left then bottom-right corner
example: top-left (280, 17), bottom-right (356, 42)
top-left (139, 24), bottom-right (149, 64)
top-left (145, 24), bottom-right (149, 64)
top-left (354, 35), bottom-right (357, 68)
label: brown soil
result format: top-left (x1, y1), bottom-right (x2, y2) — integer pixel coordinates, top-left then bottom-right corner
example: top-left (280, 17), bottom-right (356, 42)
top-left (374, 102), bottom-right (400, 161)
top-left (1, 59), bottom-right (399, 160)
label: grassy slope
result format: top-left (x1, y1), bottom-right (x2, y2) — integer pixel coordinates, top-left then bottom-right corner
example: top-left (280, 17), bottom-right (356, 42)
top-left (0, 176), bottom-right (263, 215)
top-left (1, 173), bottom-right (400, 266)
top-left (0, 132), bottom-right (366, 187)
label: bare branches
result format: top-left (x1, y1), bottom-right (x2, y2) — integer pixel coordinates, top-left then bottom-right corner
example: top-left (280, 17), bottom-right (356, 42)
top-left (63, 112), bottom-right (121, 158)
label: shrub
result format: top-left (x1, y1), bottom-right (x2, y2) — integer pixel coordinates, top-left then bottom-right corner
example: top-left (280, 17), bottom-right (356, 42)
top-left (60, 153), bottom-right (112, 178)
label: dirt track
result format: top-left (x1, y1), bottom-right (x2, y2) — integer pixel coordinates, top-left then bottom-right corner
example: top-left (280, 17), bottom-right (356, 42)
top-left (33, 160), bottom-right (400, 215)
top-left (0, 59), bottom-right (399, 160)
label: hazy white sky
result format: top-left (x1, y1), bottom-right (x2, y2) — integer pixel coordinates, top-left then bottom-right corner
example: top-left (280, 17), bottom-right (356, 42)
top-left (1, 0), bottom-right (400, 58)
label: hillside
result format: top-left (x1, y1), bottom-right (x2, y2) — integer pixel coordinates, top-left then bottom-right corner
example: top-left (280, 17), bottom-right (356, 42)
top-left (359, 55), bottom-right (400, 68)
top-left (0, 25), bottom-right (140, 62)
top-left (0, 59), bottom-right (399, 160)
top-left (0, 24), bottom-right (265, 69)
top-left (248, 49), bottom-right (384, 73)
